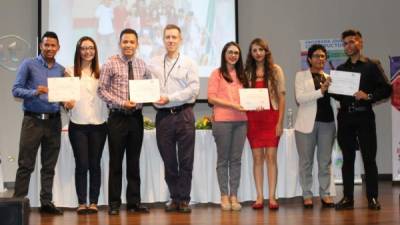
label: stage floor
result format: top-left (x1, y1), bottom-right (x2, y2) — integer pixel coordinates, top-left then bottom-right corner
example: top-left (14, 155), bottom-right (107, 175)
top-left (1, 181), bottom-right (400, 225)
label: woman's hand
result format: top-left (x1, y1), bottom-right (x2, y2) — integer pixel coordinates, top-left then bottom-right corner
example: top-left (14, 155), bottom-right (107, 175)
top-left (320, 77), bottom-right (331, 94)
top-left (232, 103), bottom-right (245, 112)
top-left (275, 122), bottom-right (283, 137)
top-left (64, 100), bottom-right (75, 110)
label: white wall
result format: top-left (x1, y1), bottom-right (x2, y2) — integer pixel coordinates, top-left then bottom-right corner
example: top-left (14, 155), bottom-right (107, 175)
top-left (0, 0), bottom-right (398, 182)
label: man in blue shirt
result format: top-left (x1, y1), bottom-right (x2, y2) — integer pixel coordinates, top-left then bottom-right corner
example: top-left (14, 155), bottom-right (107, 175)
top-left (12, 31), bottom-right (64, 215)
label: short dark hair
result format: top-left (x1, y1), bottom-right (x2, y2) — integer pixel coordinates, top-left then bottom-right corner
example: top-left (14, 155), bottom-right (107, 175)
top-left (164, 24), bottom-right (181, 36)
top-left (307, 44), bottom-right (328, 67)
top-left (41, 31), bottom-right (59, 43)
top-left (341, 29), bottom-right (362, 40)
top-left (119, 28), bottom-right (138, 41)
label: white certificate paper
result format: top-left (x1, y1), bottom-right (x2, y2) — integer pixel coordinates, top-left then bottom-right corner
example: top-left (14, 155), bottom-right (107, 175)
top-left (328, 70), bottom-right (361, 96)
top-left (48, 77), bottom-right (80, 102)
top-left (129, 79), bottom-right (160, 103)
top-left (239, 88), bottom-right (270, 110)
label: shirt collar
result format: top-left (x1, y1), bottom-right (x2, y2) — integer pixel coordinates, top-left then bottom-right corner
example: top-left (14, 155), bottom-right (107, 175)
top-left (344, 54), bottom-right (368, 66)
top-left (37, 54), bottom-right (50, 68)
top-left (119, 54), bottom-right (135, 63)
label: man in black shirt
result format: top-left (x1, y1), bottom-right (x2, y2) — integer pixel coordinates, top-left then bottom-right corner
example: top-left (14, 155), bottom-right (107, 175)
top-left (334, 29), bottom-right (391, 210)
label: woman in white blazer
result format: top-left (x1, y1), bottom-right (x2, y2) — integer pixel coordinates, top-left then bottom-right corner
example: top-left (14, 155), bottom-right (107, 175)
top-left (294, 44), bottom-right (336, 208)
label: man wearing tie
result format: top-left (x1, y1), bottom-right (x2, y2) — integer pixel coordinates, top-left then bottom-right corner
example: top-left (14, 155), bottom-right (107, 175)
top-left (149, 24), bottom-right (200, 213)
top-left (98, 28), bottom-right (150, 215)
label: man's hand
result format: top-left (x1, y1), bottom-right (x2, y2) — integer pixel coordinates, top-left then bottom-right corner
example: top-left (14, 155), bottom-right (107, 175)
top-left (155, 96), bottom-right (169, 106)
top-left (36, 85), bottom-right (48, 96)
top-left (123, 100), bottom-right (137, 109)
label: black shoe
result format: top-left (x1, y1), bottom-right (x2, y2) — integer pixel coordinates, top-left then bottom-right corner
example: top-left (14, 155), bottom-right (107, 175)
top-left (165, 200), bottom-right (179, 212)
top-left (127, 203), bottom-right (150, 213)
top-left (335, 197), bottom-right (354, 210)
top-left (178, 201), bottom-right (191, 213)
top-left (108, 207), bottom-right (120, 215)
top-left (40, 202), bottom-right (63, 215)
top-left (321, 199), bottom-right (335, 208)
top-left (368, 198), bottom-right (381, 210)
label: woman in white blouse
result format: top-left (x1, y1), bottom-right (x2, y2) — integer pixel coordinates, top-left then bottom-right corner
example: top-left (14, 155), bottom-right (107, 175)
top-left (294, 44), bottom-right (336, 208)
top-left (64, 36), bottom-right (107, 214)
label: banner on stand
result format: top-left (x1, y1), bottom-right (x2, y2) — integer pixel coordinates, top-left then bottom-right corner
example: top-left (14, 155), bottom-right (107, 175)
top-left (390, 56), bottom-right (400, 181)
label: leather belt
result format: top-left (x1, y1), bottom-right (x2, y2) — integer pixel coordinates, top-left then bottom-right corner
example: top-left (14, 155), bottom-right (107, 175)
top-left (340, 105), bottom-right (371, 113)
top-left (157, 104), bottom-right (191, 114)
top-left (109, 108), bottom-right (142, 116)
top-left (24, 111), bottom-right (60, 120)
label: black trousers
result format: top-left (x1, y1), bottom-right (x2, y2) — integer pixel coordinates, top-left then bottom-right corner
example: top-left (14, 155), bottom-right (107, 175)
top-left (155, 107), bottom-right (195, 202)
top-left (107, 110), bottom-right (143, 208)
top-left (13, 115), bottom-right (61, 205)
top-left (337, 110), bottom-right (378, 200)
top-left (68, 121), bottom-right (107, 205)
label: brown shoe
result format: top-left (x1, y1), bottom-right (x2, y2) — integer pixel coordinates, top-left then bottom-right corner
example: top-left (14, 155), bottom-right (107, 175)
top-left (165, 200), bottom-right (179, 212)
top-left (178, 201), bottom-right (191, 213)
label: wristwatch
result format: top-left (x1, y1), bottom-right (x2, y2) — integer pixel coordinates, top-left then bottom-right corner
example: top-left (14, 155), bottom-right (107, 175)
top-left (367, 93), bottom-right (373, 100)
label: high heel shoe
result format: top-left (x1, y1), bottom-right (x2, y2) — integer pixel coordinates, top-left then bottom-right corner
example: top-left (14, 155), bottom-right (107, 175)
top-left (220, 196), bottom-right (231, 211)
top-left (321, 198), bottom-right (335, 208)
top-left (303, 198), bottom-right (313, 209)
top-left (269, 200), bottom-right (279, 210)
top-left (230, 196), bottom-right (242, 211)
top-left (76, 204), bottom-right (88, 215)
top-left (252, 202), bottom-right (264, 210)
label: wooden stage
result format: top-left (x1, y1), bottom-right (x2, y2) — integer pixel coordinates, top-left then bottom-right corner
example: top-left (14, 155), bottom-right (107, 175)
top-left (2, 181), bottom-right (400, 225)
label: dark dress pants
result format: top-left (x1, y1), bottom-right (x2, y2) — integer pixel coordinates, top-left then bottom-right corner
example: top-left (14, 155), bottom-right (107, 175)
top-left (13, 115), bottom-right (61, 205)
top-left (68, 121), bottom-right (107, 205)
top-left (107, 111), bottom-right (143, 208)
top-left (156, 106), bottom-right (195, 202)
top-left (337, 110), bottom-right (378, 200)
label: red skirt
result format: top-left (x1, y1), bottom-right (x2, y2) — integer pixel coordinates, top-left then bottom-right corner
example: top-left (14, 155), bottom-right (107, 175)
top-left (246, 109), bottom-right (280, 148)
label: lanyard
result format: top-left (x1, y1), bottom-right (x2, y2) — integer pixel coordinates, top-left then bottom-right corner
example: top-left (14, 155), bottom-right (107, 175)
top-left (163, 53), bottom-right (180, 87)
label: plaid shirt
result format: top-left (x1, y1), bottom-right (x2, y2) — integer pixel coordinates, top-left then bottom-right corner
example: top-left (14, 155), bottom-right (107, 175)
top-left (98, 54), bottom-right (151, 109)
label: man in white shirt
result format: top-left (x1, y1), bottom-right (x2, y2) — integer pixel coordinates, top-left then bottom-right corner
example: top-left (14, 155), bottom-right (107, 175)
top-left (149, 24), bottom-right (199, 213)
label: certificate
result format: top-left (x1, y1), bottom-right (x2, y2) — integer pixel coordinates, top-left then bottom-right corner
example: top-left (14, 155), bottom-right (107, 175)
top-left (328, 70), bottom-right (361, 96)
top-left (239, 88), bottom-right (270, 110)
top-left (129, 79), bottom-right (160, 103)
top-left (48, 77), bottom-right (80, 102)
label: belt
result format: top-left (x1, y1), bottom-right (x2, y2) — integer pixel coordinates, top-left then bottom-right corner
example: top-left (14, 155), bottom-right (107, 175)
top-left (157, 104), bottom-right (191, 114)
top-left (340, 105), bottom-right (371, 113)
top-left (109, 108), bottom-right (142, 116)
top-left (24, 111), bottom-right (60, 120)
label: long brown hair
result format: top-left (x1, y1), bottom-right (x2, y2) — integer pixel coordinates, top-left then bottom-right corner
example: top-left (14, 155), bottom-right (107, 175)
top-left (74, 36), bottom-right (100, 79)
top-left (245, 38), bottom-right (278, 97)
top-left (219, 41), bottom-right (247, 85)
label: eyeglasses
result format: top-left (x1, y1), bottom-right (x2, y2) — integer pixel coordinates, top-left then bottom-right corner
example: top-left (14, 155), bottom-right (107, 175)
top-left (227, 50), bottom-right (240, 56)
top-left (312, 54), bottom-right (326, 59)
top-left (80, 46), bottom-right (95, 51)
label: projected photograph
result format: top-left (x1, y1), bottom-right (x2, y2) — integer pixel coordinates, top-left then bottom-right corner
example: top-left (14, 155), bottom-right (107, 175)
top-left (45, 0), bottom-right (236, 77)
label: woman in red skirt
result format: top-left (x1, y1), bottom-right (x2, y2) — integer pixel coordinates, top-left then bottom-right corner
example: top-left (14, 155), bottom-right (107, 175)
top-left (244, 38), bottom-right (286, 210)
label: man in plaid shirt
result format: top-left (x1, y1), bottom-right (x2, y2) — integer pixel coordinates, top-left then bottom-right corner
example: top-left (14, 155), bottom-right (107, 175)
top-left (98, 28), bottom-right (151, 215)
